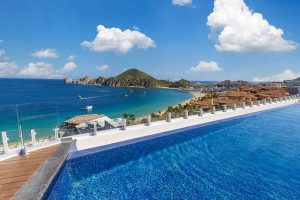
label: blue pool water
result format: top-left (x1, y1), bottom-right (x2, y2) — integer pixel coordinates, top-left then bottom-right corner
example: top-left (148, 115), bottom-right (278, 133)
top-left (44, 105), bottom-right (300, 200)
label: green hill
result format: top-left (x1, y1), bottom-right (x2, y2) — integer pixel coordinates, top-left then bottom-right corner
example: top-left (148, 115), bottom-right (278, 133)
top-left (65, 68), bottom-right (193, 89)
top-left (169, 79), bottom-right (192, 88)
top-left (104, 68), bottom-right (162, 88)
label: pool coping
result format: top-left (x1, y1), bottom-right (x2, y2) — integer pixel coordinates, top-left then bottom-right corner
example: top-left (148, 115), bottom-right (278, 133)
top-left (70, 99), bottom-right (299, 154)
top-left (12, 141), bottom-right (75, 200)
top-left (69, 101), bottom-right (299, 160)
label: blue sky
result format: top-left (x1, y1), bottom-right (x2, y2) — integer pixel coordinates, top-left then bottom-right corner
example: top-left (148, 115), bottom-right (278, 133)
top-left (0, 0), bottom-right (299, 81)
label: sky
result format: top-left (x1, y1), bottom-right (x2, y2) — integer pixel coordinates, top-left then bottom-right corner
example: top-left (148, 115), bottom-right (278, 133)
top-left (0, 0), bottom-right (300, 81)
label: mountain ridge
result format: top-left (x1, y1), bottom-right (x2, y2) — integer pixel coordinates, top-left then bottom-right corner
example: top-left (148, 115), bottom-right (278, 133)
top-left (64, 68), bottom-right (191, 89)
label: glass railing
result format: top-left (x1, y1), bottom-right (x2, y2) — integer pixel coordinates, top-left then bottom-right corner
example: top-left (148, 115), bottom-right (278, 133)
top-left (0, 105), bottom-right (20, 155)
top-left (17, 102), bottom-right (59, 147)
top-left (0, 95), bottom-right (299, 155)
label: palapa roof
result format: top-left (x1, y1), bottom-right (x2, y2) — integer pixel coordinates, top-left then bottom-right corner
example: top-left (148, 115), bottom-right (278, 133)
top-left (64, 114), bottom-right (104, 125)
top-left (214, 98), bottom-right (237, 105)
top-left (239, 86), bottom-right (261, 92)
top-left (227, 92), bottom-right (248, 98)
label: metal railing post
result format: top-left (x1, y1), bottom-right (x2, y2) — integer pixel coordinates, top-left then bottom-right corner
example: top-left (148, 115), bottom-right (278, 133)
top-left (122, 119), bottom-right (127, 130)
top-left (54, 128), bottom-right (59, 140)
top-left (211, 106), bottom-right (216, 114)
top-left (242, 102), bottom-right (245, 109)
top-left (257, 100), bottom-right (260, 106)
top-left (233, 104), bottom-right (237, 110)
top-left (198, 107), bottom-right (203, 116)
top-left (250, 101), bottom-right (253, 107)
top-left (166, 112), bottom-right (172, 122)
top-left (31, 129), bottom-right (37, 148)
top-left (147, 115), bottom-right (151, 126)
top-left (92, 122), bottom-right (97, 135)
top-left (2, 132), bottom-right (9, 154)
top-left (223, 105), bottom-right (227, 112)
top-left (184, 110), bottom-right (188, 119)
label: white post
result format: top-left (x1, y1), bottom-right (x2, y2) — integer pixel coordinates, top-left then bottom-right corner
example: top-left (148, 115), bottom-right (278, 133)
top-left (54, 128), bottom-right (59, 140)
top-left (167, 112), bottom-right (172, 122)
top-left (233, 104), bottom-right (237, 110)
top-left (93, 122), bottom-right (97, 135)
top-left (257, 100), bottom-right (260, 106)
top-left (274, 98), bottom-right (278, 103)
top-left (211, 106), bottom-right (216, 114)
top-left (263, 99), bottom-right (266, 105)
top-left (123, 119), bottom-right (127, 130)
top-left (223, 105), bottom-right (227, 112)
top-left (2, 132), bottom-right (9, 154)
top-left (250, 101), bottom-right (253, 107)
top-left (184, 110), bottom-right (188, 119)
top-left (242, 102), bottom-right (245, 109)
top-left (198, 107), bottom-right (203, 116)
top-left (31, 129), bottom-right (36, 148)
top-left (147, 115), bottom-right (151, 126)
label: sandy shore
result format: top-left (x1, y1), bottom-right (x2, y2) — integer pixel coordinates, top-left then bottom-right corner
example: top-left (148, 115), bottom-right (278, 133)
top-left (180, 91), bottom-right (205, 105)
top-left (134, 91), bottom-right (205, 122)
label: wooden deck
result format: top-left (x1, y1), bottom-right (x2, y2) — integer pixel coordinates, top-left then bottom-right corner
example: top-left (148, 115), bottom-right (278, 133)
top-left (0, 144), bottom-right (62, 200)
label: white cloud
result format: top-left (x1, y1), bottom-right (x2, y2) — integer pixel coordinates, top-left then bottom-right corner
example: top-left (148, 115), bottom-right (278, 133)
top-left (133, 26), bottom-right (140, 31)
top-left (19, 61), bottom-right (76, 78)
top-left (0, 39), bottom-right (3, 43)
top-left (253, 69), bottom-right (300, 82)
top-left (61, 62), bottom-right (77, 74)
top-left (19, 62), bottom-right (55, 78)
top-left (188, 61), bottom-right (222, 72)
top-left (68, 55), bottom-right (76, 61)
top-left (96, 64), bottom-right (110, 72)
top-left (0, 61), bottom-right (18, 76)
top-left (32, 49), bottom-right (58, 58)
top-left (172, 0), bottom-right (192, 6)
top-left (81, 25), bottom-right (155, 53)
top-left (0, 49), bottom-right (18, 76)
top-left (207, 0), bottom-right (297, 52)
top-left (0, 49), bottom-right (6, 60)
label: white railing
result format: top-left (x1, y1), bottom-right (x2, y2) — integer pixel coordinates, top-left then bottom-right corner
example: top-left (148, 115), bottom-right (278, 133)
top-left (1, 95), bottom-right (299, 157)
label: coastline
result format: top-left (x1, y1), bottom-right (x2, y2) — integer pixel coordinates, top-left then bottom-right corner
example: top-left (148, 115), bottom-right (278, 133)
top-left (134, 91), bottom-right (204, 122)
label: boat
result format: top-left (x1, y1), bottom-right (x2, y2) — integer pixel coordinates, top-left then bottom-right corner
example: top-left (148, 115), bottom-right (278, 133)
top-left (82, 106), bottom-right (93, 110)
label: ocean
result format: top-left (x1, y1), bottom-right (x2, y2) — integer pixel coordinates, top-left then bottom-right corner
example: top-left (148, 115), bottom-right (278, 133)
top-left (0, 78), bottom-right (192, 143)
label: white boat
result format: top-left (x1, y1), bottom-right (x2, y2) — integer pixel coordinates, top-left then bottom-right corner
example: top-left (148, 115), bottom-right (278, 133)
top-left (82, 106), bottom-right (93, 110)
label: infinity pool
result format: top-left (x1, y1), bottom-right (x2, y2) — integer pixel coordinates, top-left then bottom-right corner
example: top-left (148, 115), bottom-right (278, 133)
top-left (44, 105), bottom-right (300, 200)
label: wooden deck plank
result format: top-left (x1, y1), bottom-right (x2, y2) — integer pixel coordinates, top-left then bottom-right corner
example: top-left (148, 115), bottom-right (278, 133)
top-left (0, 144), bottom-right (62, 200)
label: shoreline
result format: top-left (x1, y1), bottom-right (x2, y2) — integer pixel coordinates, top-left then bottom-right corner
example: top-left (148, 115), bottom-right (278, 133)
top-left (134, 91), bottom-right (204, 122)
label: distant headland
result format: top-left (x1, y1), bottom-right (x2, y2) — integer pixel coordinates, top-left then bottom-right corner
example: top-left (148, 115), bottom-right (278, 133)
top-left (64, 68), bottom-right (193, 89)
top-left (64, 68), bottom-right (249, 89)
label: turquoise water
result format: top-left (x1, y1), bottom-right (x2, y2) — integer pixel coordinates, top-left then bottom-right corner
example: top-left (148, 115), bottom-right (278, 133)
top-left (44, 105), bottom-right (300, 200)
top-left (0, 78), bottom-right (191, 143)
